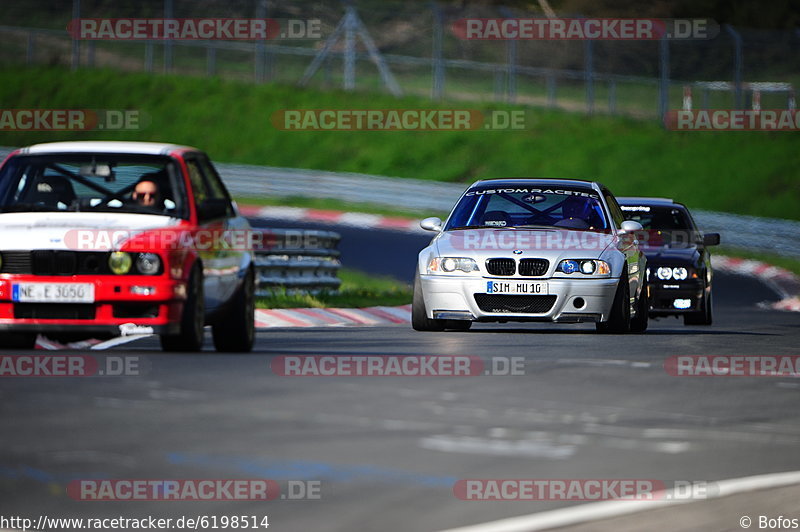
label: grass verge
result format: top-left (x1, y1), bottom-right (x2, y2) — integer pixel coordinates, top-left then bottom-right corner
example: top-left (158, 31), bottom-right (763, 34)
top-left (1, 67), bottom-right (799, 221)
top-left (256, 268), bottom-right (412, 309)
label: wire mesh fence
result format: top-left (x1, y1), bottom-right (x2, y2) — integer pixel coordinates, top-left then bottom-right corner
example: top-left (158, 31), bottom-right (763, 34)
top-left (1, 1), bottom-right (798, 119)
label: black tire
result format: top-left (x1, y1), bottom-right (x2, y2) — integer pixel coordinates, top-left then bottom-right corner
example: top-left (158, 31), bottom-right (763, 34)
top-left (411, 271), bottom-right (445, 331)
top-left (684, 290), bottom-right (713, 326)
top-left (629, 276), bottom-right (649, 333)
top-left (212, 267), bottom-right (255, 352)
top-left (596, 276), bottom-right (631, 334)
top-left (160, 264), bottom-right (205, 352)
top-left (0, 332), bottom-right (37, 350)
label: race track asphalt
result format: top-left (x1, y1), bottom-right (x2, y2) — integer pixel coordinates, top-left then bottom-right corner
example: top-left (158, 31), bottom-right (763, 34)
top-left (1, 220), bottom-right (798, 532)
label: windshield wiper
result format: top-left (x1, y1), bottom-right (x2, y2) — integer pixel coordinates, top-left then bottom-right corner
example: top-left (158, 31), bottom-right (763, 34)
top-left (448, 225), bottom-right (506, 230)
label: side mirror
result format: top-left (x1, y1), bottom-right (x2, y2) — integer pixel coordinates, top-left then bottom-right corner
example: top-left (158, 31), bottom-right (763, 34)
top-left (703, 233), bottom-right (721, 246)
top-left (197, 198), bottom-right (229, 221)
top-left (420, 217), bottom-right (443, 232)
top-left (619, 220), bottom-right (643, 234)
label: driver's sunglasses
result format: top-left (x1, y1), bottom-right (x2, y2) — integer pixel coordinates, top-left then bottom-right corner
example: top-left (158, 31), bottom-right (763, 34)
top-left (134, 191), bottom-right (158, 199)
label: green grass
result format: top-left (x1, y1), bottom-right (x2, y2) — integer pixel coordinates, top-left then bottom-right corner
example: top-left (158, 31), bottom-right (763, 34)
top-left (2, 67), bottom-right (799, 221)
top-left (256, 268), bottom-right (412, 309)
top-left (717, 247), bottom-right (800, 277)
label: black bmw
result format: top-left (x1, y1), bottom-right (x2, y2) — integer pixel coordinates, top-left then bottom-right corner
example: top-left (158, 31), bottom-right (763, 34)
top-left (618, 197), bottom-right (720, 325)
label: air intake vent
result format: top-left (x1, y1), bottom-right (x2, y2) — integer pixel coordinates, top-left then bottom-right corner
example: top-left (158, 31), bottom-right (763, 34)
top-left (486, 258), bottom-right (516, 276)
top-left (519, 259), bottom-right (549, 276)
top-left (474, 294), bottom-right (557, 314)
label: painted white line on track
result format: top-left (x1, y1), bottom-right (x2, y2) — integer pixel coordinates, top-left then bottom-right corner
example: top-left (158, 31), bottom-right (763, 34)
top-left (91, 334), bottom-right (154, 350)
top-left (438, 470), bottom-right (800, 532)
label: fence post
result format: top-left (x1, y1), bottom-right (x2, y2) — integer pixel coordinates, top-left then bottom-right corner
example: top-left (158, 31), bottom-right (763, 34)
top-left (27, 31), bottom-right (35, 64)
top-left (608, 80), bottom-right (617, 114)
top-left (546, 72), bottom-right (556, 107)
top-left (494, 67), bottom-right (504, 101)
top-left (207, 45), bottom-right (216, 77)
top-left (682, 85), bottom-right (692, 111)
top-left (255, 0), bottom-right (267, 83)
top-left (506, 39), bottom-right (517, 104)
top-left (752, 89), bottom-right (761, 111)
top-left (71, 0), bottom-right (80, 71)
top-left (431, 2), bottom-right (445, 100)
top-left (702, 88), bottom-right (709, 109)
top-left (789, 91), bottom-right (796, 111)
top-left (343, 3), bottom-right (356, 91)
top-left (584, 37), bottom-right (594, 114)
top-left (164, 0), bottom-right (174, 73)
top-left (725, 24), bottom-right (743, 108)
top-left (145, 41), bottom-right (154, 72)
top-left (659, 35), bottom-right (669, 119)
top-left (87, 41), bottom-right (95, 67)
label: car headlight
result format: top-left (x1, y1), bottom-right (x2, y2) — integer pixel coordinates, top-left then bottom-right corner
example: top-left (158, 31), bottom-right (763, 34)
top-left (656, 267), bottom-right (673, 280)
top-left (672, 267), bottom-right (688, 280)
top-left (655, 266), bottom-right (691, 281)
top-left (558, 259), bottom-right (610, 276)
top-left (136, 253), bottom-right (161, 275)
top-left (428, 257), bottom-right (479, 273)
top-left (108, 252), bottom-right (132, 275)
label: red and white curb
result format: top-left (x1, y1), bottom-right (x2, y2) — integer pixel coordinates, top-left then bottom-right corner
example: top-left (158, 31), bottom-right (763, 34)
top-left (712, 255), bottom-right (800, 312)
top-left (255, 304), bottom-right (412, 328)
top-left (238, 205), bottom-right (425, 233)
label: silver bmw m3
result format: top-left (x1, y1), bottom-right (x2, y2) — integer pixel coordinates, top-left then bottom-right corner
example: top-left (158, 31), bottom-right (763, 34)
top-left (412, 178), bottom-right (649, 333)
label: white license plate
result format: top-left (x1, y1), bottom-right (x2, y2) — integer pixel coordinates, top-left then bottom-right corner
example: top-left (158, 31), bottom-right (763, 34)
top-left (12, 283), bottom-right (95, 303)
top-left (486, 281), bottom-right (548, 295)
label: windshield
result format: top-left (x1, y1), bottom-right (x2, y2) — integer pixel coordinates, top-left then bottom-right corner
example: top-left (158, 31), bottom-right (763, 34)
top-left (445, 186), bottom-right (610, 233)
top-left (0, 154), bottom-right (188, 218)
top-left (621, 204), bottom-right (696, 247)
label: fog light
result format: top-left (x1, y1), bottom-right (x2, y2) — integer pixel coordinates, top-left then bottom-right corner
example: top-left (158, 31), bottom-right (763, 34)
top-left (673, 298), bottom-right (691, 309)
top-left (130, 286), bottom-right (155, 296)
top-left (573, 297), bottom-right (586, 309)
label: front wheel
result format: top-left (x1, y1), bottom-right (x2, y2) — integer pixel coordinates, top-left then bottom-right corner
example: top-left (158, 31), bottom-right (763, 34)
top-left (212, 268), bottom-right (256, 352)
top-left (161, 265), bottom-right (205, 352)
top-left (629, 276), bottom-right (649, 333)
top-left (596, 276), bottom-right (631, 334)
top-left (684, 290), bottom-right (713, 326)
top-left (411, 272), bottom-right (445, 331)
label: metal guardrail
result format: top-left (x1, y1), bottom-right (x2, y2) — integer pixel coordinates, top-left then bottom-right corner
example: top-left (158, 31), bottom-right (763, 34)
top-left (2, 148), bottom-right (800, 258)
top-left (252, 228), bottom-right (341, 296)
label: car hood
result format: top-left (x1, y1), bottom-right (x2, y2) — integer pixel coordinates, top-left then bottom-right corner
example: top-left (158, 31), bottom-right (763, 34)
top-left (640, 244), bottom-right (700, 264)
top-left (435, 227), bottom-right (616, 262)
top-left (0, 212), bottom-right (180, 251)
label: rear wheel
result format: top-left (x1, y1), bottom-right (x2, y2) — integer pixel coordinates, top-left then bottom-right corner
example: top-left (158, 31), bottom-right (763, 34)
top-left (684, 290), bottom-right (713, 326)
top-left (212, 268), bottom-right (256, 352)
top-left (629, 276), bottom-right (649, 333)
top-left (160, 265), bottom-right (205, 352)
top-left (596, 276), bottom-right (631, 334)
top-left (411, 271), bottom-right (445, 332)
top-left (0, 332), bottom-right (37, 350)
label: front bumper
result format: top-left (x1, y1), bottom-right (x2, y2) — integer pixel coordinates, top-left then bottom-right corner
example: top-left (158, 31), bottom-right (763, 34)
top-left (648, 279), bottom-right (705, 315)
top-left (419, 274), bottom-right (619, 323)
top-left (0, 275), bottom-right (186, 335)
